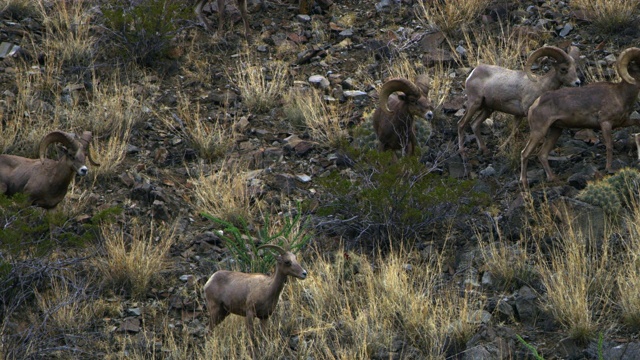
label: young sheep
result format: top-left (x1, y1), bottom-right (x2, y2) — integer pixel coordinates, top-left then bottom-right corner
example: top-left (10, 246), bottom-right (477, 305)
top-left (457, 46), bottom-right (581, 155)
top-left (372, 75), bottom-right (434, 158)
top-left (0, 131), bottom-right (100, 209)
top-left (520, 47), bottom-right (640, 188)
top-left (203, 244), bottom-right (307, 337)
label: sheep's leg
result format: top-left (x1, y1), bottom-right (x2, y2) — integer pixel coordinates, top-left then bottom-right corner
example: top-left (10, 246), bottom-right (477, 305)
top-left (457, 102), bottom-right (482, 154)
top-left (238, 0), bottom-right (250, 38)
top-left (245, 309), bottom-right (256, 338)
top-left (537, 127), bottom-right (563, 181)
top-left (469, 108), bottom-right (493, 155)
top-left (217, 0), bottom-right (226, 35)
top-left (195, 0), bottom-right (213, 31)
top-left (600, 122), bottom-right (614, 173)
top-left (520, 125), bottom-right (550, 188)
top-left (206, 301), bottom-right (228, 329)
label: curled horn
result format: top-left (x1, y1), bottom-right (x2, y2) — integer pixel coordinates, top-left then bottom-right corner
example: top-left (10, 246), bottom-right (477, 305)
top-left (39, 131), bottom-right (77, 164)
top-left (379, 78), bottom-right (421, 113)
top-left (258, 244), bottom-right (288, 255)
top-left (617, 47), bottom-right (640, 85)
top-left (525, 46), bottom-right (573, 82)
top-left (79, 131), bottom-right (100, 166)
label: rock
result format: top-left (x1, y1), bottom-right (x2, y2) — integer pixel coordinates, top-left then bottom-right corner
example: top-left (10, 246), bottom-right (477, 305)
top-left (296, 14), bottom-right (311, 22)
top-left (559, 23), bottom-right (573, 37)
top-left (118, 317), bottom-right (141, 333)
top-left (601, 342), bottom-right (640, 360)
top-left (296, 174), bottom-right (312, 183)
top-left (308, 75), bottom-right (330, 89)
top-left (126, 307), bottom-right (142, 316)
top-left (479, 164), bottom-right (496, 178)
top-left (514, 286), bottom-right (538, 323)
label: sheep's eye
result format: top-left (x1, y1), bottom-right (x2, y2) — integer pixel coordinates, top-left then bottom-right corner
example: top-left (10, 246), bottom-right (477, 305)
top-left (285, 261), bottom-right (292, 266)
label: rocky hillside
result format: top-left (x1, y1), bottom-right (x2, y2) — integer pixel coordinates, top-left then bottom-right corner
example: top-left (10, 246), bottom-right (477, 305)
top-left (1, 0), bottom-right (640, 358)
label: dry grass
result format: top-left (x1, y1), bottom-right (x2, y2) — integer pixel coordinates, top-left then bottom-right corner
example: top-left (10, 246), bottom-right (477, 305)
top-left (230, 55), bottom-right (290, 114)
top-left (571, 0), bottom-right (639, 33)
top-left (37, 0), bottom-right (95, 67)
top-left (34, 273), bottom-right (97, 332)
top-left (160, 92), bottom-right (236, 161)
top-left (191, 159), bottom-right (263, 224)
top-left (96, 221), bottom-right (175, 299)
top-left (529, 198), bottom-right (614, 342)
top-left (458, 25), bottom-right (536, 72)
top-left (617, 208), bottom-right (640, 329)
top-left (284, 87), bottom-right (348, 147)
top-left (418, 0), bottom-right (492, 35)
top-left (112, 249), bottom-right (484, 359)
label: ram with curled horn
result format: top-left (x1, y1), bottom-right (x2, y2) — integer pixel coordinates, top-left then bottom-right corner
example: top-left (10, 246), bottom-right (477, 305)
top-left (0, 130), bottom-right (100, 209)
top-left (203, 243), bottom-right (307, 337)
top-left (521, 47), bottom-right (640, 188)
top-left (457, 45), bottom-right (581, 156)
top-left (372, 75), bottom-right (434, 159)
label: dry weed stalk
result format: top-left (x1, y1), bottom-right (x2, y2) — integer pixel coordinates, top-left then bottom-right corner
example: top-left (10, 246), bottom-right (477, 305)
top-left (98, 221), bottom-right (175, 299)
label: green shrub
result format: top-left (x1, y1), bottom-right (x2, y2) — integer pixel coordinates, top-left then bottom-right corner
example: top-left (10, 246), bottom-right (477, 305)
top-left (202, 204), bottom-right (312, 273)
top-left (315, 148), bottom-right (490, 250)
top-left (101, 0), bottom-right (190, 67)
top-left (577, 168), bottom-right (640, 215)
top-left (605, 167), bottom-right (640, 207)
top-left (577, 181), bottom-right (622, 216)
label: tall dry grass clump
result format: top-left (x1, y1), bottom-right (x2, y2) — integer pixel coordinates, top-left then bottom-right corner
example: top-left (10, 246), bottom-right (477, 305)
top-left (37, 0), bottom-right (95, 67)
top-left (617, 207), bottom-right (640, 329)
top-left (160, 92), bottom-right (236, 161)
top-left (230, 55), bottom-right (289, 113)
top-left (418, 0), bottom-right (492, 35)
top-left (284, 88), bottom-right (347, 147)
top-left (528, 198), bottom-right (614, 342)
top-left (571, 0), bottom-right (639, 33)
top-left (34, 273), bottom-right (99, 332)
top-left (96, 221), bottom-right (175, 299)
top-left (83, 82), bottom-right (142, 178)
top-left (192, 159), bottom-right (263, 224)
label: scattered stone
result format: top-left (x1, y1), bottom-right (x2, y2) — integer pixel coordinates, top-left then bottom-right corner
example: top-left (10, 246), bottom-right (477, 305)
top-left (308, 75), bottom-right (330, 89)
top-left (559, 23), bottom-right (573, 37)
top-left (296, 14), bottom-right (311, 22)
top-left (118, 318), bottom-right (141, 333)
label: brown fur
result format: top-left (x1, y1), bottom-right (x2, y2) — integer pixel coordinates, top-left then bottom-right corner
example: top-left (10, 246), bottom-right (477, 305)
top-left (372, 76), bottom-right (434, 158)
top-left (203, 247), bottom-right (307, 337)
top-left (458, 46), bottom-right (581, 155)
top-left (0, 131), bottom-right (99, 209)
top-left (520, 48), bottom-right (640, 188)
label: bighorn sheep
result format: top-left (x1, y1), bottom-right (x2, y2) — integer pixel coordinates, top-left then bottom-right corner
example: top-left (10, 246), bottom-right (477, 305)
top-left (520, 48), bottom-right (640, 188)
top-left (195, 0), bottom-right (253, 37)
top-left (372, 75), bottom-right (434, 158)
top-left (203, 244), bottom-right (307, 336)
top-left (457, 46), bottom-right (581, 155)
top-left (0, 131), bottom-right (99, 209)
